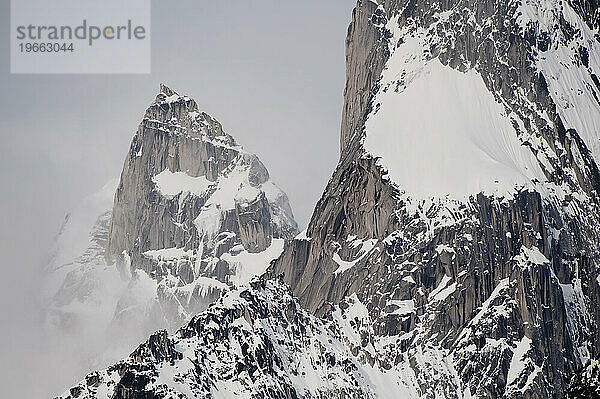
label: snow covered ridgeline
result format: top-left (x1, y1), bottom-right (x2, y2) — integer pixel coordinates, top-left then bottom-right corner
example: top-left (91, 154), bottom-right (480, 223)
top-left (56, 241), bottom-right (575, 399)
top-left (57, 251), bottom-right (559, 399)
top-left (58, 279), bottom-right (430, 399)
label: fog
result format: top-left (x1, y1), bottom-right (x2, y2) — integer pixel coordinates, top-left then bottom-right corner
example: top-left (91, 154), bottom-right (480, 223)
top-left (0, 0), bottom-right (355, 396)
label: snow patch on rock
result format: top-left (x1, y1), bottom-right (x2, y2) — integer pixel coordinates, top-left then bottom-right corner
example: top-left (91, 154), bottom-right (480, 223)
top-left (152, 169), bottom-right (213, 198)
top-left (363, 46), bottom-right (546, 202)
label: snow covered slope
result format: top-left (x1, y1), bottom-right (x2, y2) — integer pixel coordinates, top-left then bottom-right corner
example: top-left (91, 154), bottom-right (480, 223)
top-left (57, 278), bottom-right (421, 399)
top-left (526, 0), bottom-right (600, 165)
top-left (364, 57), bottom-right (546, 201)
top-left (362, 0), bottom-right (600, 205)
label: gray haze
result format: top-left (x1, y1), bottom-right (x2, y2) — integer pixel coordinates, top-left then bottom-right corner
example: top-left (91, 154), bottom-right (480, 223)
top-left (0, 0), bottom-right (355, 396)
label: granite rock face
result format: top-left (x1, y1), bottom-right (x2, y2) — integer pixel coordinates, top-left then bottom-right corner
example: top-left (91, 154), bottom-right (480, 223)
top-left (105, 84), bottom-right (297, 331)
top-left (58, 0), bottom-right (600, 398)
top-left (270, 0), bottom-right (600, 397)
top-left (45, 85), bottom-right (297, 390)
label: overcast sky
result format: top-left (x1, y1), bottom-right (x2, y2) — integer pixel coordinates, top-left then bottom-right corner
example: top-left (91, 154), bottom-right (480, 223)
top-left (0, 0), bottom-right (355, 396)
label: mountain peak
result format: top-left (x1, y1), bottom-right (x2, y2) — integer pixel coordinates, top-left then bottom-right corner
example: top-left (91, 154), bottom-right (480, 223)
top-left (154, 83), bottom-right (182, 104)
top-left (158, 83), bottom-right (176, 96)
top-left (45, 83), bottom-right (298, 394)
top-left (106, 84), bottom-right (298, 327)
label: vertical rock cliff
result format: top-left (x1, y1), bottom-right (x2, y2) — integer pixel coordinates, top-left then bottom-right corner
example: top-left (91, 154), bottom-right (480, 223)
top-left (44, 85), bottom-right (297, 391)
top-left (106, 84), bottom-right (297, 330)
top-left (58, 1), bottom-right (600, 398)
top-left (272, 0), bottom-right (600, 397)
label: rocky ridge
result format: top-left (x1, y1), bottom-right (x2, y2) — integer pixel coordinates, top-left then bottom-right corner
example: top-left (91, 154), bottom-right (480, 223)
top-left (58, 279), bottom-right (389, 399)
